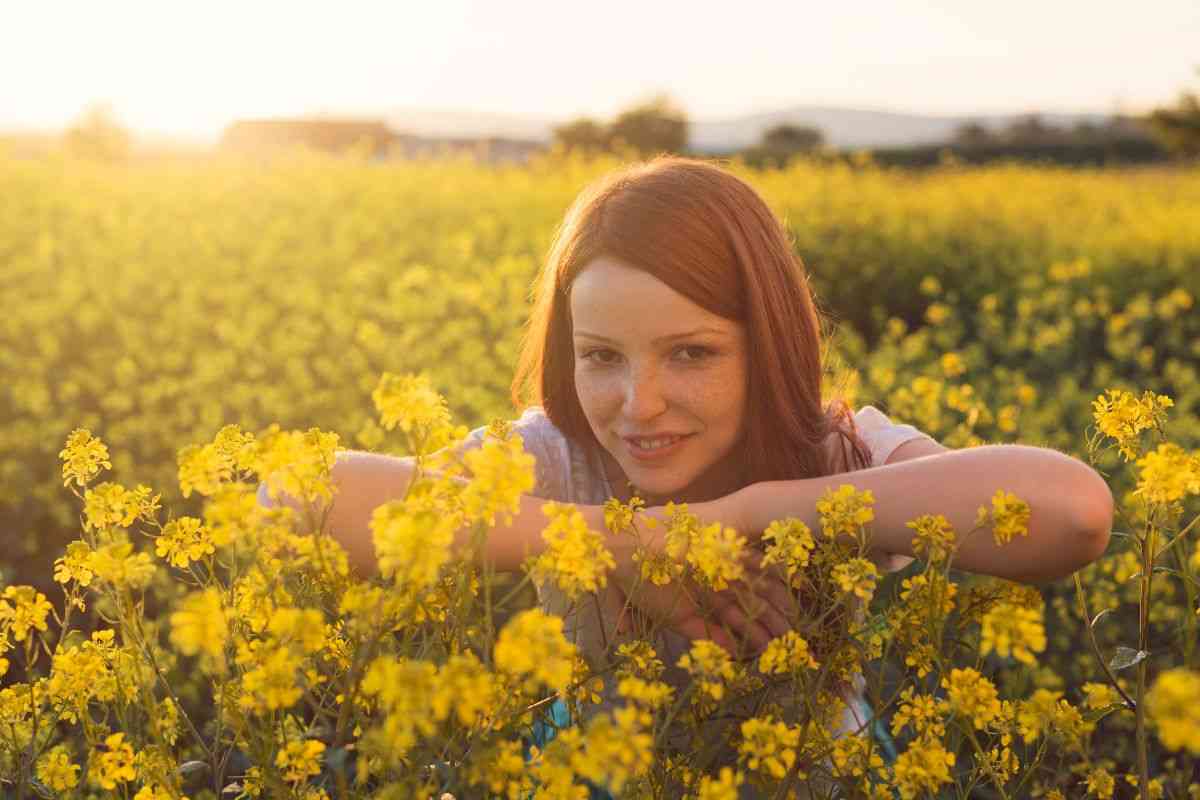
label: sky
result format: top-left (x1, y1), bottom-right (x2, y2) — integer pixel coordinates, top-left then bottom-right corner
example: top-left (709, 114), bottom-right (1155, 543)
top-left (3, 0), bottom-right (1198, 141)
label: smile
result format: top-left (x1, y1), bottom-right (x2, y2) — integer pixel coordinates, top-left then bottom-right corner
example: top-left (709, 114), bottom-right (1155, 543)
top-left (624, 433), bottom-right (694, 461)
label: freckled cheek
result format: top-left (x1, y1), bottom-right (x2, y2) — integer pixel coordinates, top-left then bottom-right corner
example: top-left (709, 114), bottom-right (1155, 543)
top-left (574, 371), bottom-right (623, 420)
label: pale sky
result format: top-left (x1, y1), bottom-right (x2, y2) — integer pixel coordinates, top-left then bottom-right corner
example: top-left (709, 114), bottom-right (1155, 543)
top-left (4, 0), bottom-right (1197, 141)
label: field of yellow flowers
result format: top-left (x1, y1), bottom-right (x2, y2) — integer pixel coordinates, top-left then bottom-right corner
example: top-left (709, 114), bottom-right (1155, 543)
top-left (0, 147), bottom-right (1198, 798)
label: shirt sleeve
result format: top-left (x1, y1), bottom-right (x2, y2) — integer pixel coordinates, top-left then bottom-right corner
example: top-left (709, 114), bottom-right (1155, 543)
top-left (853, 405), bottom-right (939, 468)
top-left (853, 405), bottom-right (939, 574)
top-left (456, 407), bottom-right (569, 500)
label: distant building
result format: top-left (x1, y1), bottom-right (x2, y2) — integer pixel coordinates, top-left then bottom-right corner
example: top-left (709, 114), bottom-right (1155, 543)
top-left (220, 118), bottom-right (545, 164)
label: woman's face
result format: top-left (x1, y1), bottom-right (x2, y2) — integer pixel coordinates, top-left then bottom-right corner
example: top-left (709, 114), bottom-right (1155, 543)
top-left (569, 256), bottom-right (748, 504)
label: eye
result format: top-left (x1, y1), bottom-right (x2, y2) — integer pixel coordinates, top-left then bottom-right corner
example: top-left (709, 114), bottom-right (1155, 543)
top-left (579, 348), bottom-right (621, 365)
top-left (675, 345), bottom-right (714, 362)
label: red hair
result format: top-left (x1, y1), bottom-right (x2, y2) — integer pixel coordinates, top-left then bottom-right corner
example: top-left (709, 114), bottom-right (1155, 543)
top-left (511, 155), bottom-right (871, 488)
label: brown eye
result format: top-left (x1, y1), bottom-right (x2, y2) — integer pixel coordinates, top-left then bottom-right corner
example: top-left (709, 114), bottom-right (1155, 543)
top-left (581, 348), bottom-right (621, 365)
top-left (675, 345), bottom-right (713, 362)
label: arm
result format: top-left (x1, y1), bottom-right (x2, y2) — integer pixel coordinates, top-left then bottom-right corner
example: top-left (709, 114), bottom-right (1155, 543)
top-left (731, 443), bottom-right (1114, 585)
top-left (256, 448), bottom-right (732, 581)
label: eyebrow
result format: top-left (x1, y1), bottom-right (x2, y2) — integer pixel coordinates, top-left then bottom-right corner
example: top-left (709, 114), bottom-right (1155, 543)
top-left (573, 327), bottom-right (726, 345)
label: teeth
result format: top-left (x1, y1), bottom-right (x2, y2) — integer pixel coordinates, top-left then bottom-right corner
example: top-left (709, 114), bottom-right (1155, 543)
top-left (634, 436), bottom-right (681, 451)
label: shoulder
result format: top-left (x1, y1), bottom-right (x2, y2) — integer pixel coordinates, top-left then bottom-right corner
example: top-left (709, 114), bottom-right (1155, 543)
top-left (824, 404), bottom-right (939, 471)
top-left (459, 406), bottom-right (565, 455)
top-left (457, 407), bottom-right (579, 501)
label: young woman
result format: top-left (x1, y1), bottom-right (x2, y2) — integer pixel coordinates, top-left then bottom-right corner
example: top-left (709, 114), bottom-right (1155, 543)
top-left (262, 155), bottom-right (1113, 794)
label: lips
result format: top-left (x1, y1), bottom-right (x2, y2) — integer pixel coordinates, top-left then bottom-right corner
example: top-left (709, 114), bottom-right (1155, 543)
top-left (623, 432), bottom-right (694, 461)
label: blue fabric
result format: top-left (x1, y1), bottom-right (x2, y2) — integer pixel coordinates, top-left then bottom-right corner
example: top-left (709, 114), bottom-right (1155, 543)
top-left (522, 697), bottom-right (615, 800)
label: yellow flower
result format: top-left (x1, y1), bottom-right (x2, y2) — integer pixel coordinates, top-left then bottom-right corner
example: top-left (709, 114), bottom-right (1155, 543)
top-left (890, 686), bottom-right (948, 739)
top-left (371, 372), bottom-right (465, 455)
top-left (616, 640), bottom-right (665, 682)
top-left (832, 557), bottom-right (880, 602)
top-left (276, 738), bottom-right (325, 783)
top-left (169, 587), bottom-right (228, 665)
top-left (1091, 388), bottom-right (1173, 462)
top-left (696, 766), bottom-right (745, 799)
top-left (1125, 773), bottom-right (1166, 800)
top-left (686, 521), bottom-right (748, 591)
top-left (906, 513), bottom-right (957, 564)
top-left (154, 516), bottom-right (216, 568)
top-left (1085, 766), bottom-right (1115, 799)
top-left (816, 484), bottom-right (876, 544)
top-left (494, 608), bottom-right (577, 695)
top-left (371, 503), bottom-right (456, 595)
top-left (759, 517), bottom-right (816, 588)
top-left (892, 738), bottom-right (955, 799)
top-left (36, 745), bottom-right (80, 791)
top-left (616, 676), bottom-right (675, 711)
top-left (237, 644), bottom-right (305, 713)
top-left (460, 433), bottom-right (537, 526)
top-left (252, 426), bottom-right (340, 510)
top-left (976, 489), bottom-right (1030, 546)
top-left (432, 651), bottom-right (500, 727)
top-left (603, 495), bottom-right (645, 536)
top-left (528, 501), bottom-right (616, 600)
top-left (1081, 681), bottom-right (1121, 710)
top-left (1015, 689), bottom-right (1084, 746)
top-left (88, 537), bottom-right (157, 590)
top-left (739, 716), bottom-right (800, 780)
top-left (758, 631), bottom-right (819, 675)
top-left (940, 351), bottom-right (966, 378)
top-left (1133, 442), bottom-right (1200, 505)
top-left (942, 668), bottom-right (1001, 730)
top-left (0, 586), bottom-right (53, 642)
top-left (677, 640), bottom-right (737, 702)
top-left (980, 601), bottom-right (1046, 665)
top-left (83, 481), bottom-right (157, 531)
top-left (89, 732), bottom-right (137, 790)
top-left (53, 540), bottom-right (96, 587)
top-left (267, 607), bottom-right (326, 654)
top-left (58, 428), bottom-right (112, 488)
top-left (899, 572), bottom-right (957, 619)
top-left (1145, 668), bottom-right (1200, 754)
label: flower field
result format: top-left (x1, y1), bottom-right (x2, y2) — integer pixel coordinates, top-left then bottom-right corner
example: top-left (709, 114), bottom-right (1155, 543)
top-left (1, 148), bottom-right (1199, 797)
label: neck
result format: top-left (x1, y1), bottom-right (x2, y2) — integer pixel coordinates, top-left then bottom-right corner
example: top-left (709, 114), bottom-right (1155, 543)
top-left (598, 447), bottom-right (744, 507)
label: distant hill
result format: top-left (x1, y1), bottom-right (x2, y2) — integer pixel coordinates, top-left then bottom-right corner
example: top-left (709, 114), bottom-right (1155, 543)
top-left (387, 105), bottom-right (1117, 152)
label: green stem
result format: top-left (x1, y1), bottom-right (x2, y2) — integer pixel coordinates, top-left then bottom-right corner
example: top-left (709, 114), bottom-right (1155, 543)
top-left (1135, 519), bottom-right (1153, 800)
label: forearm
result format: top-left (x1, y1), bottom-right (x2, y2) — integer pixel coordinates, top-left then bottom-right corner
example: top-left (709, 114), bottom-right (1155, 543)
top-left (257, 449), bottom-right (719, 580)
top-left (736, 444), bottom-right (1114, 584)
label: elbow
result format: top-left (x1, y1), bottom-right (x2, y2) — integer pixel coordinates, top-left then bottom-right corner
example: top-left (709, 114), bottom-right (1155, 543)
top-left (1072, 466), bottom-right (1115, 567)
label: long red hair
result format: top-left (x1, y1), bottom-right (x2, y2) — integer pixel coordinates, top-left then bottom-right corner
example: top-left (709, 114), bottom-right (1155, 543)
top-left (511, 155), bottom-right (871, 488)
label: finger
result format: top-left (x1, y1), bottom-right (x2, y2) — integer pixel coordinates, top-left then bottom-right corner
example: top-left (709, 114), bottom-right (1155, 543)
top-left (736, 567), bottom-right (793, 639)
top-left (673, 614), bottom-right (740, 655)
top-left (744, 573), bottom-right (792, 633)
top-left (713, 598), bottom-right (772, 657)
top-left (598, 581), bottom-right (634, 637)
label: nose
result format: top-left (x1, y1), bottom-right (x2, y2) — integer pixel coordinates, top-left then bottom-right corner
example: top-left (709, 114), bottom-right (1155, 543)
top-left (622, 364), bottom-right (668, 421)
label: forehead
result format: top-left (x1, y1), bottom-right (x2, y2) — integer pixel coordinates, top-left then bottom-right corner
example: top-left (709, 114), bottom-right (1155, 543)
top-left (569, 256), bottom-right (737, 340)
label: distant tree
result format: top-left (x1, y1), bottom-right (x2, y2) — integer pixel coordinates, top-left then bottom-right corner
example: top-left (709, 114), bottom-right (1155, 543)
top-left (551, 117), bottom-right (610, 153)
top-left (607, 93), bottom-right (689, 156)
top-left (1004, 113), bottom-right (1061, 145)
top-left (1146, 74), bottom-right (1200, 159)
top-left (761, 124), bottom-right (824, 153)
top-left (64, 103), bottom-right (132, 161)
top-left (952, 120), bottom-right (992, 147)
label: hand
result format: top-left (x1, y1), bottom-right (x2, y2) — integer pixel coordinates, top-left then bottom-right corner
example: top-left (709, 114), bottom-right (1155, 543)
top-left (609, 548), bottom-right (796, 658)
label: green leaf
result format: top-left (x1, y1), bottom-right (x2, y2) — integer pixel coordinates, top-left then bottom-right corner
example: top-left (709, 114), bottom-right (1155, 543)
top-left (1109, 646), bottom-right (1149, 672)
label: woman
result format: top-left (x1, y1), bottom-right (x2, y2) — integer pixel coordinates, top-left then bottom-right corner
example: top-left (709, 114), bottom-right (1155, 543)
top-left (263, 155), bottom-right (1113, 796)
